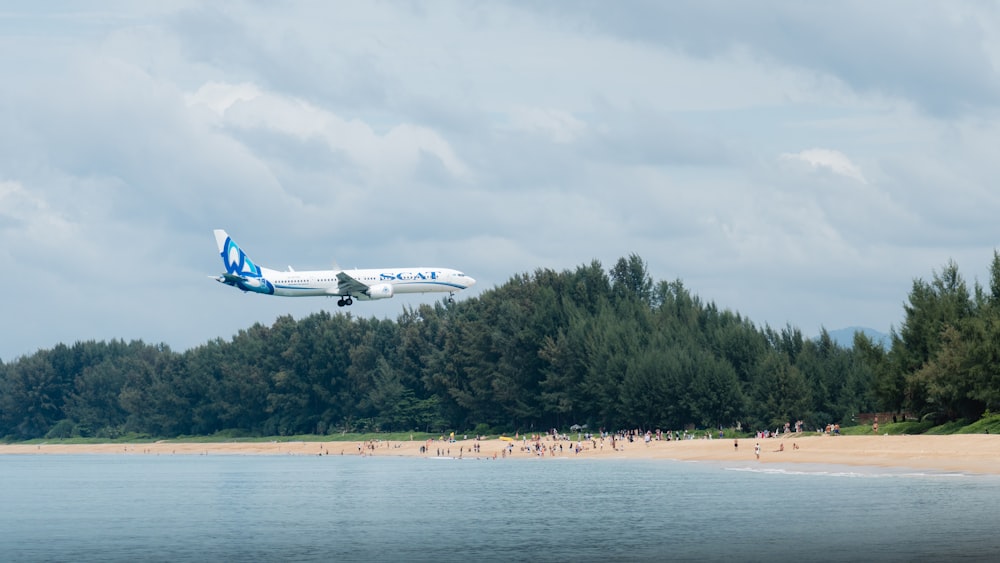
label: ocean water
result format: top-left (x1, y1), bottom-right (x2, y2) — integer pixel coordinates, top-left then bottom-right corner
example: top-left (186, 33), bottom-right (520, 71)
top-left (1, 454), bottom-right (998, 562)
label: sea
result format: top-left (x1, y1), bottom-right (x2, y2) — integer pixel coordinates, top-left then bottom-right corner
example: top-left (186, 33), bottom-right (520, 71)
top-left (1, 454), bottom-right (998, 562)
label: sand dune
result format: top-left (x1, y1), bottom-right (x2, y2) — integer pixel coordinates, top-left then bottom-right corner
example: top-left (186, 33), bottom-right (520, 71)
top-left (3, 433), bottom-right (999, 474)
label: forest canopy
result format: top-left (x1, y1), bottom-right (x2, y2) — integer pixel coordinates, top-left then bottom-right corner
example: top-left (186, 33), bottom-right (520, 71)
top-left (3, 253), bottom-right (999, 441)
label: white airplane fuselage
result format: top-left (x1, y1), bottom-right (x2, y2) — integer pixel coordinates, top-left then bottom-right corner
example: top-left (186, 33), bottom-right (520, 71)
top-left (252, 266), bottom-right (473, 298)
top-left (212, 229), bottom-right (476, 306)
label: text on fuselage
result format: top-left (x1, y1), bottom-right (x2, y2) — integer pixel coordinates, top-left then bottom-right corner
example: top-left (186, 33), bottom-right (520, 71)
top-left (380, 271), bottom-right (441, 281)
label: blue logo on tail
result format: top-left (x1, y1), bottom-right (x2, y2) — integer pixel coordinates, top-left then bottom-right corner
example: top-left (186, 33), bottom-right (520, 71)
top-left (220, 236), bottom-right (274, 294)
top-left (222, 237), bottom-right (262, 278)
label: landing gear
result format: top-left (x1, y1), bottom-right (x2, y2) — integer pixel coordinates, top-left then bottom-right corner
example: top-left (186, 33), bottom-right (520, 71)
top-left (337, 296), bottom-right (354, 307)
top-left (448, 293), bottom-right (456, 304)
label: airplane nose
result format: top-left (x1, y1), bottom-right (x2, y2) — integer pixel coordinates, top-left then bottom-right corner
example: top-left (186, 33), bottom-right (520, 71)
top-left (465, 276), bottom-right (476, 288)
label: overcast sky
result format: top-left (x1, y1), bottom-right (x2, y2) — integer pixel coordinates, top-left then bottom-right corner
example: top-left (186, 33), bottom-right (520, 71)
top-left (3, 2), bottom-right (1000, 360)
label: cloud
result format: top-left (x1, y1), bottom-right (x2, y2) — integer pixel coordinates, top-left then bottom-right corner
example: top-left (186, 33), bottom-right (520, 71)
top-left (780, 148), bottom-right (868, 184)
top-left (184, 81), bottom-right (261, 116)
top-left (186, 81), bottom-right (470, 184)
top-left (526, 1), bottom-right (1000, 116)
top-left (503, 107), bottom-right (586, 144)
top-left (3, 2), bottom-right (1000, 360)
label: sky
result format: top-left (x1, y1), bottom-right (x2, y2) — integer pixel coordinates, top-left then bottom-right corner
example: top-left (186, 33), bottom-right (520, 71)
top-left (3, 1), bottom-right (1000, 361)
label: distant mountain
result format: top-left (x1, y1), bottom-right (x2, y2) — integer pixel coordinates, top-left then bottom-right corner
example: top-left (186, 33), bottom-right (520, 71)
top-left (824, 326), bottom-right (890, 349)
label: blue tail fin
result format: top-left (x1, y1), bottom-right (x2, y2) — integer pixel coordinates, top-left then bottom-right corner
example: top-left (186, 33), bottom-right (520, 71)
top-left (214, 229), bottom-right (264, 278)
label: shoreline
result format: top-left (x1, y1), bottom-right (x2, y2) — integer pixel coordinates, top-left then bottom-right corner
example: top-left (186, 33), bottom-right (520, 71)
top-left (2, 434), bottom-right (999, 475)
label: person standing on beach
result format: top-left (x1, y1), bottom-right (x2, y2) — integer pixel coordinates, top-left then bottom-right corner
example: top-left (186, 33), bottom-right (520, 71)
top-left (734, 439), bottom-right (738, 452)
top-left (754, 442), bottom-right (760, 460)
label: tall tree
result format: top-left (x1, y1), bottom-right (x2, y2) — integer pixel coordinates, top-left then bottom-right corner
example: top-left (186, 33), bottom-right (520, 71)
top-left (610, 254), bottom-right (653, 306)
top-left (893, 261), bottom-right (972, 416)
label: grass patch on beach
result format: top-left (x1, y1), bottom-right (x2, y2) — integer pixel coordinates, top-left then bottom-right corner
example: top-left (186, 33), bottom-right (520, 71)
top-left (837, 417), bottom-right (1000, 436)
top-left (834, 422), bottom-right (927, 436)
top-left (959, 413), bottom-right (1000, 435)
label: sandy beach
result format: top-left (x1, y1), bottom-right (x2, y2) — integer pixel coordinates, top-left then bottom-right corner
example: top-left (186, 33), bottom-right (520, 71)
top-left (2, 433), bottom-right (999, 474)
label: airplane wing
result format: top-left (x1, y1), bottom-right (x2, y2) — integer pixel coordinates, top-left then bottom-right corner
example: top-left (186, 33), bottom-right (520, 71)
top-left (336, 271), bottom-right (370, 295)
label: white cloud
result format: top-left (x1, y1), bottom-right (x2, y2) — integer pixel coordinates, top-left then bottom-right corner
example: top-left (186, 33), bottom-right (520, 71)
top-left (780, 148), bottom-right (868, 184)
top-left (4, 2), bottom-right (1000, 359)
top-left (504, 107), bottom-right (587, 143)
top-left (186, 81), bottom-right (469, 183)
top-left (0, 180), bottom-right (73, 242)
top-left (184, 81), bottom-right (261, 116)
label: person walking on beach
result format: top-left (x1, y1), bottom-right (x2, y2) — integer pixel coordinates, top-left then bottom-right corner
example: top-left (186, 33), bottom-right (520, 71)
top-left (754, 442), bottom-right (760, 460)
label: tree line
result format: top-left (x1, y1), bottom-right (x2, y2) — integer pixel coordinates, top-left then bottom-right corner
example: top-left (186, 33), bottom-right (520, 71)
top-left (2, 253), bottom-right (997, 441)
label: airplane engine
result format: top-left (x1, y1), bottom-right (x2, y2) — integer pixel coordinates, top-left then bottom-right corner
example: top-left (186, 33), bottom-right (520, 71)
top-left (366, 283), bottom-right (394, 299)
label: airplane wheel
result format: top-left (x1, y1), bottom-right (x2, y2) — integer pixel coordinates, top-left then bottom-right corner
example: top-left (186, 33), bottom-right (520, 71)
top-left (346, 297), bottom-right (353, 306)
top-left (337, 298), bottom-right (345, 307)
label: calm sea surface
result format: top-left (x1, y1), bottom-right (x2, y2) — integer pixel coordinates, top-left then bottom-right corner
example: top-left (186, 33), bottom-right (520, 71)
top-left (1, 453), bottom-right (998, 562)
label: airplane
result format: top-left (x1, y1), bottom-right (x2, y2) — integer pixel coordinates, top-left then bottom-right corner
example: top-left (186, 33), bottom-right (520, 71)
top-left (212, 229), bottom-right (476, 306)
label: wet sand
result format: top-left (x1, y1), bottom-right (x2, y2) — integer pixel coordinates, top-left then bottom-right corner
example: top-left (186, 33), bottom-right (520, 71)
top-left (2, 433), bottom-right (999, 474)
